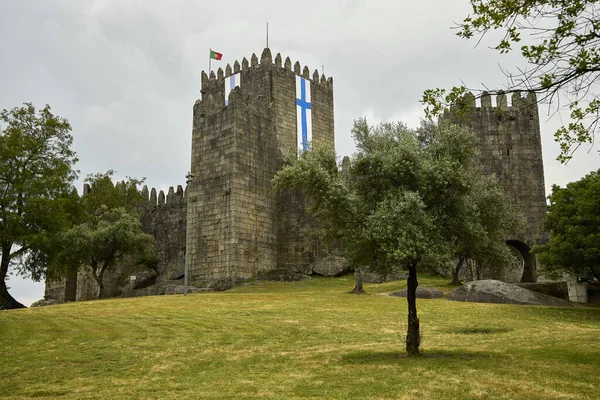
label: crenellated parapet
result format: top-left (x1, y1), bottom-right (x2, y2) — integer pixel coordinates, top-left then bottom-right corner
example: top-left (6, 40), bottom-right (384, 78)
top-left (82, 181), bottom-right (187, 209)
top-left (140, 184), bottom-right (187, 208)
top-left (200, 48), bottom-right (333, 88)
top-left (449, 91), bottom-right (538, 113)
top-left (198, 48), bottom-right (333, 111)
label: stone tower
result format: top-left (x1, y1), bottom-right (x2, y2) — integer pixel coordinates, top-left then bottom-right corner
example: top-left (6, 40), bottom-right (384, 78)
top-left (447, 91), bottom-right (547, 281)
top-left (187, 48), bottom-right (335, 286)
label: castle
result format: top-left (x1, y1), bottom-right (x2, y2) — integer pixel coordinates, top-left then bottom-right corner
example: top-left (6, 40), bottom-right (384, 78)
top-left (45, 48), bottom-right (547, 302)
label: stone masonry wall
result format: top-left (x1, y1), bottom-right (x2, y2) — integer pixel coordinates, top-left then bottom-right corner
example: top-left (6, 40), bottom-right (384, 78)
top-left (449, 92), bottom-right (547, 243)
top-left (45, 184), bottom-right (187, 301)
top-left (445, 92), bottom-right (548, 281)
top-left (188, 48), bottom-right (335, 283)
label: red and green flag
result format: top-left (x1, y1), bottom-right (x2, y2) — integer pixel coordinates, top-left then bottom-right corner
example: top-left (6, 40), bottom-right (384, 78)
top-left (210, 50), bottom-right (223, 60)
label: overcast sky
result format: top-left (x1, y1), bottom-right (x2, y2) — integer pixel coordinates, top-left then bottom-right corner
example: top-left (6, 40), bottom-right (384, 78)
top-left (2, 0), bottom-right (599, 306)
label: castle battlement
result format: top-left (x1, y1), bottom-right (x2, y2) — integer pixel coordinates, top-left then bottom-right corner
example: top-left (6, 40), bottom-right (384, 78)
top-left (200, 48), bottom-right (333, 91)
top-left (196, 48), bottom-right (333, 116)
top-left (140, 185), bottom-right (187, 208)
top-left (82, 181), bottom-right (187, 209)
top-left (458, 91), bottom-right (538, 110)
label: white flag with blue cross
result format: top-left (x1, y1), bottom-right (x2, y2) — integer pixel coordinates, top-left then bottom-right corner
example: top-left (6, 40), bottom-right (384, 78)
top-left (224, 73), bottom-right (241, 106)
top-left (295, 75), bottom-right (312, 151)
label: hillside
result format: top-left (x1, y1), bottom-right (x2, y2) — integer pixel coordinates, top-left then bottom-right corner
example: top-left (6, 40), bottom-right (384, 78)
top-left (1, 276), bottom-right (599, 400)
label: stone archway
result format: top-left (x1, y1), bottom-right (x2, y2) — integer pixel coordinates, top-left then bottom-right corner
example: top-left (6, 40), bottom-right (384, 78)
top-left (506, 240), bottom-right (537, 283)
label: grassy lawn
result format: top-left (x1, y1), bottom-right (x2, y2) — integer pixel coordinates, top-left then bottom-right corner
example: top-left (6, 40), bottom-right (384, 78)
top-left (1, 275), bottom-right (599, 400)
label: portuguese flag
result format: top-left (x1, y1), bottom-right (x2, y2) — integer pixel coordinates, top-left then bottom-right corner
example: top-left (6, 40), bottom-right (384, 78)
top-left (210, 50), bottom-right (223, 60)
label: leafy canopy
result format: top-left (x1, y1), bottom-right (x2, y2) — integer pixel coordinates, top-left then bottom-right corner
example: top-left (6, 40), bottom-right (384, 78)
top-left (273, 119), bottom-right (523, 355)
top-left (423, 0), bottom-right (600, 163)
top-left (0, 103), bottom-right (78, 309)
top-left (50, 171), bottom-right (154, 298)
top-left (532, 169), bottom-right (600, 282)
top-left (274, 119), bottom-right (522, 275)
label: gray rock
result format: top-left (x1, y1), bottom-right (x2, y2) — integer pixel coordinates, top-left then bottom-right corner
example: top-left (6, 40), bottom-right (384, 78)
top-left (391, 287), bottom-right (444, 299)
top-left (256, 269), bottom-right (310, 282)
top-left (30, 298), bottom-right (60, 307)
top-left (131, 270), bottom-right (159, 290)
top-left (447, 280), bottom-right (572, 307)
top-left (312, 256), bottom-right (349, 277)
top-left (287, 263), bottom-right (313, 275)
top-left (358, 270), bottom-right (407, 283)
top-left (515, 282), bottom-right (568, 299)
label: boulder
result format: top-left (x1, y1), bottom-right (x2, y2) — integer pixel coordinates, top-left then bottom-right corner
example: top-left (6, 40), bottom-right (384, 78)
top-left (256, 269), bottom-right (310, 282)
top-left (312, 256), bottom-right (349, 277)
top-left (515, 282), bottom-right (568, 299)
top-left (391, 287), bottom-right (444, 299)
top-left (447, 280), bottom-right (572, 307)
top-left (287, 263), bottom-right (313, 275)
top-left (358, 270), bottom-right (407, 283)
top-left (131, 270), bottom-right (159, 290)
top-left (30, 298), bottom-right (60, 307)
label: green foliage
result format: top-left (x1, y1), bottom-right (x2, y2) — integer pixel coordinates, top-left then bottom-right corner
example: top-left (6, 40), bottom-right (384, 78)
top-left (449, 174), bottom-right (525, 283)
top-left (533, 169), bottom-right (600, 282)
top-left (82, 170), bottom-right (147, 214)
top-left (51, 172), bottom-right (154, 298)
top-left (274, 119), bottom-right (520, 276)
top-left (423, 0), bottom-right (600, 163)
top-left (273, 120), bottom-right (524, 355)
top-left (0, 103), bottom-right (78, 308)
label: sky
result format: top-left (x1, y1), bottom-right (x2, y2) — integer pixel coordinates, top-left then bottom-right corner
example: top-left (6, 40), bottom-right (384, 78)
top-left (1, 0), bottom-right (599, 306)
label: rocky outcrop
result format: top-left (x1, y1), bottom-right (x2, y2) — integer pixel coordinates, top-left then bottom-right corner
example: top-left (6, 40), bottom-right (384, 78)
top-left (357, 270), bottom-right (407, 283)
top-left (312, 256), bottom-right (349, 277)
top-left (391, 287), bottom-right (444, 299)
top-left (447, 280), bottom-right (572, 307)
top-left (256, 269), bottom-right (310, 282)
top-left (515, 282), bottom-right (568, 299)
top-left (30, 298), bottom-right (60, 307)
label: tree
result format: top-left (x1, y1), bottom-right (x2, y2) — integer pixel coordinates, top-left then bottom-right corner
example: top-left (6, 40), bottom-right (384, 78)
top-left (273, 119), bottom-right (514, 355)
top-left (532, 169), bottom-right (600, 282)
top-left (51, 172), bottom-right (155, 299)
top-left (0, 103), bottom-right (78, 309)
top-left (447, 175), bottom-right (525, 285)
top-left (423, 0), bottom-right (600, 163)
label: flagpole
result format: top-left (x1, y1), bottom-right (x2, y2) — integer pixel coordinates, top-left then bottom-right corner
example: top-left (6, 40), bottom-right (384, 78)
top-left (266, 22), bottom-right (269, 48)
top-left (209, 49), bottom-right (212, 74)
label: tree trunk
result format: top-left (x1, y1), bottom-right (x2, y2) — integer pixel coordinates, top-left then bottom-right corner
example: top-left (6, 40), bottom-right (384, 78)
top-left (450, 258), bottom-right (464, 286)
top-left (0, 244), bottom-right (26, 309)
top-left (405, 262), bottom-right (420, 356)
top-left (351, 269), bottom-right (365, 294)
top-left (91, 260), bottom-right (106, 299)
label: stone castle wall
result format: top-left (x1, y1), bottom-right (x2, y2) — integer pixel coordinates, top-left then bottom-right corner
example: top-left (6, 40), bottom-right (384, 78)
top-left (187, 48), bottom-right (335, 285)
top-left (45, 51), bottom-right (550, 302)
top-left (445, 91), bottom-right (547, 281)
top-left (45, 184), bottom-right (187, 301)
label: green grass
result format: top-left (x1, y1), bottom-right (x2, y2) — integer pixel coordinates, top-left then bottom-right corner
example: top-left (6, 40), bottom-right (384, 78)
top-left (1, 275), bottom-right (599, 400)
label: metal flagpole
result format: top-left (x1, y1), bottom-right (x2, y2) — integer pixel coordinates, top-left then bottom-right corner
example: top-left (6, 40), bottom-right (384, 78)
top-left (209, 49), bottom-right (212, 74)
top-left (184, 171), bottom-right (194, 296)
top-left (266, 22), bottom-right (269, 48)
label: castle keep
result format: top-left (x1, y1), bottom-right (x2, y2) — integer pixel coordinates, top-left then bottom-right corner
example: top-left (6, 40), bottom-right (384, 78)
top-left (446, 91), bottom-right (547, 282)
top-left (187, 48), bottom-right (334, 285)
top-left (46, 48), bottom-right (547, 301)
